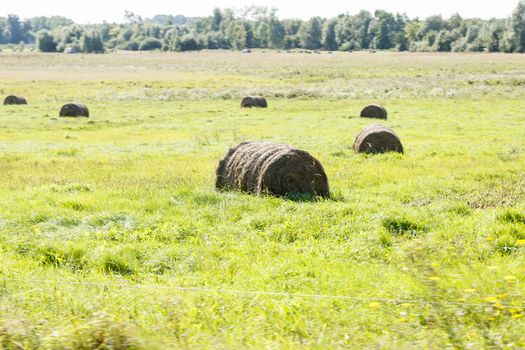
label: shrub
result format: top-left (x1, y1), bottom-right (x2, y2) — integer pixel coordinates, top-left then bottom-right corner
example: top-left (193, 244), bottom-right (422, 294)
top-left (118, 40), bottom-right (139, 51)
top-left (139, 38), bottom-right (162, 51)
top-left (176, 34), bottom-right (200, 51)
top-left (37, 30), bottom-right (57, 52)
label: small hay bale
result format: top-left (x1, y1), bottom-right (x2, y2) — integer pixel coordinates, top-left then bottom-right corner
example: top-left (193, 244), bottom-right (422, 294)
top-left (360, 104), bottom-right (388, 120)
top-left (241, 96), bottom-right (268, 108)
top-left (353, 124), bottom-right (404, 154)
top-left (59, 103), bottom-right (89, 117)
top-left (3, 95), bottom-right (27, 105)
top-left (216, 141), bottom-right (329, 198)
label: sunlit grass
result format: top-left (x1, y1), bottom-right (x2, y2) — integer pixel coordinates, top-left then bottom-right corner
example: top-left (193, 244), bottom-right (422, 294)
top-left (0, 51), bottom-right (524, 348)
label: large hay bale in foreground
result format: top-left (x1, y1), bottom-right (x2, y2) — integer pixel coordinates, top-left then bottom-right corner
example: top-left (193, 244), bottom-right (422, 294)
top-left (360, 104), bottom-right (387, 120)
top-left (241, 96), bottom-right (268, 108)
top-left (216, 141), bottom-right (329, 197)
top-left (59, 103), bottom-right (89, 117)
top-left (353, 124), bottom-right (404, 154)
top-left (3, 95), bottom-right (27, 105)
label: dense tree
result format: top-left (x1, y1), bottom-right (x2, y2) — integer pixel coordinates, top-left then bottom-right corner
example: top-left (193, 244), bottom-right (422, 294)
top-left (300, 17), bottom-right (323, 49)
top-left (335, 15), bottom-right (361, 50)
top-left (0, 18), bottom-right (5, 44)
top-left (205, 31), bottom-right (230, 49)
top-left (176, 34), bottom-right (201, 51)
top-left (6, 15), bottom-right (24, 43)
top-left (267, 16), bottom-right (285, 49)
top-left (37, 30), bottom-right (57, 52)
top-left (354, 11), bottom-right (373, 49)
top-left (139, 37), bottom-right (163, 50)
top-left (2, 3), bottom-right (523, 54)
top-left (211, 8), bottom-right (223, 32)
top-left (511, 0), bottom-right (525, 52)
top-left (31, 16), bottom-right (73, 31)
top-left (373, 11), bottom-right (397, 49)
top-left (82, 30), bottom-right (104, 53)
top-left (322, 18), bottom-right (337, 50)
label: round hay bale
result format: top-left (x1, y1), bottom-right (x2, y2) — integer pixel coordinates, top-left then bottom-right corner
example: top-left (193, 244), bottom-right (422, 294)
top-left (59, 103), bottom-right (89, 117)
top-left (241, 96), bottom-right (268, 108)
top-left (3, 95), bottom-right (27, 105)
top-left (216, 141), bottom-right (329, 198)
top-left (360, 104), bottom-right (388, 120)
top-left (353, 124), bottom-right (404, 154)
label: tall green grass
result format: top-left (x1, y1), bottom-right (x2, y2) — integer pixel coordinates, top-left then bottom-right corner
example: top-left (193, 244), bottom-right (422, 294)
top-left (0, 51), bottom-right (524, 348)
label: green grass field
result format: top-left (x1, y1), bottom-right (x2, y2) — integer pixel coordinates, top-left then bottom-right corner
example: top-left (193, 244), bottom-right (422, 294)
top-left (1, 50), bottom-right (525, 349)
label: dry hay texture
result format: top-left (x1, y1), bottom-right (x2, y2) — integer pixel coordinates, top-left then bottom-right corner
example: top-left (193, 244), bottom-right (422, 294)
top-left (60, 103), bottom-right (90, 117)
top-left (3, 95), bottom-right (27, 105)
top-left (353, 124), bottom-right (404, 154)
top-left (241, 96), bottom-right (268, 108)
top-left (216, 141), bottom-right (330, 198)
top-left (360, 104), bottom-right (388, 120)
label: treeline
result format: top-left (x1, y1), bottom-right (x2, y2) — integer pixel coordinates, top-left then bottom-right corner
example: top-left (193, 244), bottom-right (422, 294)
top-left (1, 2), bottom-right (525, 53)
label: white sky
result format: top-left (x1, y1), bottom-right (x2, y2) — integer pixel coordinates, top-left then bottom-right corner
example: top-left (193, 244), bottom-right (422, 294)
top-left (0, 0), bottom-right (520, 23)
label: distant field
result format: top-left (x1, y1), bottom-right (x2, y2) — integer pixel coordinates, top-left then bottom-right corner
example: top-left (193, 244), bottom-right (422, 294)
top-left (0, 50), bottom-right (524, 348)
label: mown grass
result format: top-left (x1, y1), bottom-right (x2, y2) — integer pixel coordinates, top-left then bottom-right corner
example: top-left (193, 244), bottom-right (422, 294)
top-left (0, 50), bottom-right (524, 348)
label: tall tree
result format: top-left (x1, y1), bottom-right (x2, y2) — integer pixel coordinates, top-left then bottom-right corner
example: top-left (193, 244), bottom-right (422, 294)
top-left (354, 10), bottom-right (373, 49)
top-left (0, 18), bottom-right (6, 44)
top-left (300, 17), bottom-right (322, 49)
top-left (81, 32), bottom-right (92, 52)
top-left (268, 16), bottom-right (285, 48)
top-left (6, 15), bottom-right (23, 43)
top-left (374, 10), bottom-right (397, 49)
top-left (211, 8), bottom-right (222, 32)
top-left (511, 0), bottom-right (525, 52)
top-left (90, 30), bottom-right (105, 53)
top-left (322, 18), bottom-right (337, 50)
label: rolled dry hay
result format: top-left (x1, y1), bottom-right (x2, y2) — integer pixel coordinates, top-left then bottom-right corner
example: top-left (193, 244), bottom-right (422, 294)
top-left (360, 104), bottom-right (387, 120)
top-left (59, 103), bottom-right (89, 117)
top-left (216, 141), bottom-right (329, 198)
top-left (353, 124), bottom-right (404, 154)
top-left (3, 95), bottom-right (27, 105)
top-left (241, 96), bottom-right (268, 108)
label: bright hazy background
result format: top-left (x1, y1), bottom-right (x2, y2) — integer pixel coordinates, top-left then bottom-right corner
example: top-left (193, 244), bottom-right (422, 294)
top-left (0, 0), bottom-right (520, 23)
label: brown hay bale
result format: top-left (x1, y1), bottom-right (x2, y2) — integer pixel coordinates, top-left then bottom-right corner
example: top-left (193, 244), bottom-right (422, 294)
top-left (216, 141), bottom-right (329, 198)
top-left (353, 124), bottom-right (404, 154)
top-left (3, 95), bottom-right (27, 105)
top-left (360, 104), bottom-right (388, 120)
top-left (59, 103), bottom-right (89, 117)
top-left (241, 96), bottom-right (268, 108)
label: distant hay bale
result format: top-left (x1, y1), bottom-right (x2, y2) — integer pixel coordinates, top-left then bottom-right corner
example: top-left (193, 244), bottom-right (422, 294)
top-left (216, 141), bottom-right (329, 198)
top-left (360, 104), bottom-right (388, 120)
top-left (353, 124), bottom-right (404, 154)
top-left (241, 96), bottom-right (268, 108)
top-left (3, 95), bottom-right (27, 105)
top-left (59, 103), bottom-right (89, 117)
